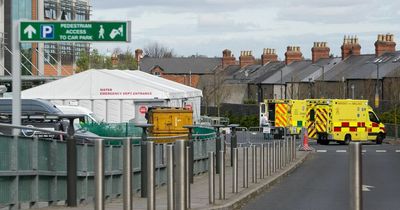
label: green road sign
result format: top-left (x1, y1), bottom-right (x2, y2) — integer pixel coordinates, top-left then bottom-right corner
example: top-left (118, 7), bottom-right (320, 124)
top-left (20, 21), bottom-right (131, 42)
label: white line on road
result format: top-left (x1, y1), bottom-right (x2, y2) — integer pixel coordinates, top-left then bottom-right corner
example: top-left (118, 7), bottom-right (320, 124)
top-left (376, 150), bottom-right (386, 153)
top-left (396, 150), bottom-right (400, 153)
top-left (336, 150), bottom-right (347, 153)
top-left (316, 150), bottom-right (327, 153)
top-left (362, 150), bottom-right (366, 153)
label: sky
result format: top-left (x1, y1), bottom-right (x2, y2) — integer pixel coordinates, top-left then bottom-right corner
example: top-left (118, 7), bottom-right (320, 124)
top-left (92, 0), bottom-right (400, 60)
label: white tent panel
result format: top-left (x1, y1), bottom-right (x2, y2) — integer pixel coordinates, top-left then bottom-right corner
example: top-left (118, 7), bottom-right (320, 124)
top-left (93, 100), bottom-right (107, 122)
top-left (78, 100), bottom-right (93, 110)
top-left (107, 100), bottom-right (121, 123)
top-left (121, 100), bottom-right (135, 122)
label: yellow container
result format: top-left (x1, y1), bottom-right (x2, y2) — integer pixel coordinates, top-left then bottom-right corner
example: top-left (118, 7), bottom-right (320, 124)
top-left (148, 107), bottom-right (193, 143)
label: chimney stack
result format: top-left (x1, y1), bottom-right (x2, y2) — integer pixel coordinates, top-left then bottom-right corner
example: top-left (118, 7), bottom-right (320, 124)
top-left (285, 46), bottom-right (302, 65)
top-left (341, 35), bottom-right (361, 60)
top-left (239, 50), bottom-right (255, 68)
top-left (311, 42), bottom-right (330, 63)
top-left (135, 49), bottom-right (143, 63)
top-left (375, 33), bottom-right (396, 57)
top-left (222, 49), bottom-right (236, 68)
top-left (261, 48), bottom-right (278, 65)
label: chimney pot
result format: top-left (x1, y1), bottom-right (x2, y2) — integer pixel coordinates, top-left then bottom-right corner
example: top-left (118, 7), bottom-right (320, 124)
top-left (375, 33), bottom-right (396, 57)
top-left (341, 35), bottom-right (361, 60)
top-left (222, 49), bottom-right (236, 68)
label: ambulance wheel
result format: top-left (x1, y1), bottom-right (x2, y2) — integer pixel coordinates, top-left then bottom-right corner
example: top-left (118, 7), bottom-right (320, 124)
top-left (344, 135), bottom-right (351, 145)
top-left (376, 134), bottom-right (384, 145)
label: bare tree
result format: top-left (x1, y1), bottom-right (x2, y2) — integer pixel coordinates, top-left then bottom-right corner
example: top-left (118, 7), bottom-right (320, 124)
top-left (143, 42), bottom-right (176, 58)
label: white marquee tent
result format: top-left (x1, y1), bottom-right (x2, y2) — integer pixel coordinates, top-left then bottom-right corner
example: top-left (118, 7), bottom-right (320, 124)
top-left (22, 69), bottom-right (203, 123)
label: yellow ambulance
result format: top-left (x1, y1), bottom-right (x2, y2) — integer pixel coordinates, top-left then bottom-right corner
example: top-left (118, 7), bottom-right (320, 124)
top-left (260, 99), bottom-right (307, 138)
top-left (306, 99), bottom-right (385, 145)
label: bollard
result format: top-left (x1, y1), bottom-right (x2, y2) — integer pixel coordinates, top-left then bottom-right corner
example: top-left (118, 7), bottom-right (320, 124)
top-left (184, 125), bottom-right (195, 184)
top-left (219, 150), bottom-right (225, 200)
top-left (294, 135), bottom-right (297, 159)
top-left (273, 141), bottom-right (276, 173)
top-left (175, 140), bottom-right (186, 210)
top-left (243, 147), bottom-right (249, 188)
top-left (214, 125), bottom-right (223, 174)
top-left (277, 141), bottom-right (281, 169)
top-left (167, 145), bottom-right (174, 210)
top-left (208, 152), bottom-right (215, 204)
top-left (186, 146), bottom-right (191, 209)
top-left (94, 140), bottom-right (105, 210)
top-left (66, 117), bottom-right (77, 207)
top-left (286, 138), bottom-right (289, 165)
top-left (123, 138), bottom-right (133, 210)
top-left (282, 139), bottom-right (286, 167)
top-left (232, 148), bottom-right (238, 193)
top-left (349, 142), bottom-right (362, 210)
top-left (229, 124), bottom-right (239, 166)
top-left (147, 141), bottom-right (155, 210)
top-left (251, 145), bottom-right (257, 183)
top-left (138, 124), bottom-right (153, 198)
top-left (260, 144), bottom-right (264, 179)
top-left (267, 142), bottom-right (271, 176)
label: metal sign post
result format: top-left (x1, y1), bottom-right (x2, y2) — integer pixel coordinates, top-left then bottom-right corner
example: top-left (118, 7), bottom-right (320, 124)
top-left (12, 21), bottom-right (21, 136)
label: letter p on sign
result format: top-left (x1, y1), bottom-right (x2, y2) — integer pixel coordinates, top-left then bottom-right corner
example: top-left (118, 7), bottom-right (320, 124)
top-left (40, 24), bottom-right (54, 39)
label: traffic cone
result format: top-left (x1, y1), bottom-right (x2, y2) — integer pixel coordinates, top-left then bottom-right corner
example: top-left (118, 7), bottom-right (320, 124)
top-left (299, 128), bottom-right (313, 151)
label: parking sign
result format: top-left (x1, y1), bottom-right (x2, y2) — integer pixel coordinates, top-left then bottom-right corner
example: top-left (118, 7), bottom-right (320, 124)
top-left (40, 24), bottom-right (54, 39)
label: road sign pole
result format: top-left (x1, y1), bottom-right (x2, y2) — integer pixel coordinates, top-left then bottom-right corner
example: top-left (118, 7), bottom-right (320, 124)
top-left (12, 21), bottom-right (21, 136)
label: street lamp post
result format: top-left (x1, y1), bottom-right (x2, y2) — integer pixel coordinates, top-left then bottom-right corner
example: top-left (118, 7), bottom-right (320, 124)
top-left (370, 61), bottom-right (382, 108)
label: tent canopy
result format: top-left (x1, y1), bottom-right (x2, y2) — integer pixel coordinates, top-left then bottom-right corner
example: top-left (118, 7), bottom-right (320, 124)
top-left (22, 69), bottom-right (202, 100)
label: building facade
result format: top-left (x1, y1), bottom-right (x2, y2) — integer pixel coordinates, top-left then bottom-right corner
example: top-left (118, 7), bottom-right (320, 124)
top-left (1, 0), bottom-right (91, 79)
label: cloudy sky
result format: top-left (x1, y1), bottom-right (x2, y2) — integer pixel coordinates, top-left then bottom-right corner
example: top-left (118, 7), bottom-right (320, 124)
top-left (92, 0), bottom-right (400, 59)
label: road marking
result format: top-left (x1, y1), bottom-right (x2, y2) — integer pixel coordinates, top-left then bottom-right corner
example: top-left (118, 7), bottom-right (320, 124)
top-left (362, 150), bottom-right (366, 153)
top-left (316, 150), bottom-right (327, 153)
top-left (336, 150), bottom-right (347, 153)
top-left (396, 150), bottom-right (400, 153)
top-left (362, 185), bottom-right (375, 192)
top-left (376, 150), bottom-right (386, 153)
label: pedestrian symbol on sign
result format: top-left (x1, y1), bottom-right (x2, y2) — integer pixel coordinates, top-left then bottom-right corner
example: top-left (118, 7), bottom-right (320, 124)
top-left (40, 24), bottom-right (54, 39)
top-left (99, 25), bottom-right (105, 39)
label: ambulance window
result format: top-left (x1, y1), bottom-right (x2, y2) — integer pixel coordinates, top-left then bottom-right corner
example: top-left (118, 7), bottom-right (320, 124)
top-left (310, 109), bottom-right (315, 122)
top-left (368, 112), bottom-right (379, 123)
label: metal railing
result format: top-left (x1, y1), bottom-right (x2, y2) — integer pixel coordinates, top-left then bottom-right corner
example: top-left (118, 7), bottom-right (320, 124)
top-left (0, 123), bottom-right (216, 209)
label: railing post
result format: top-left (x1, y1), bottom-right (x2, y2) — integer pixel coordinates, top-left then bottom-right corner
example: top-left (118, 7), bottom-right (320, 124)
top-left (123, 138), bottom-right (133, 210)
top-left (229, 124), bottom-right (239, 166)
top-left (267, 142), bottom-right (271, 176)
top-left (208, 152), bottom-right (215, 204)
top-left (167, 145), bottom-right (175, 210)
top-left (175, 140), bottom-right (186, 210)
top-left (62, 115), bottom-right (80, 207)
top-left (95, 139), bottom-right (105, 210)
top-left (219, 150), bottom-right (225, 200)
top-left (185, 146), bottom-right (191, 209)
top-left (243, 147), bottom-right (248, 188)
top-left (147, 141), bottom-right (155, 210)
top-left (349, 142), bottom-right (362, 210)
top-left (251, 145), bottom-right (257, 183)
top-left (232, 148), bottom-right (238, 193)
top-left (260, 144), bottom-right (264, 179)
top-left (184, 125), bottom-right (195, 184)
top-left (136, 124), bottom-right (153, 198)
top-left (273, 140), bottom-right (277, 172)
top-left (213, 125), bottom-right (223, 174)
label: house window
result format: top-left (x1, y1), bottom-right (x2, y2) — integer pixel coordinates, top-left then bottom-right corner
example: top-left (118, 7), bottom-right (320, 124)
top-left (153, 71), bottom-right (161, 76)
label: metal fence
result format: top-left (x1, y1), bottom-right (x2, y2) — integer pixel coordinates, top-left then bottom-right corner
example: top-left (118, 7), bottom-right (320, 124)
top-left (0, 125), bottom-right (216, 209)
top-left (385, 123), bottom-right (399, 139)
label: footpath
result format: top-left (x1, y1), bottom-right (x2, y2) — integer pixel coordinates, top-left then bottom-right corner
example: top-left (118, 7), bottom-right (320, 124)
top-left (41, 147), bottom-right (309, 210)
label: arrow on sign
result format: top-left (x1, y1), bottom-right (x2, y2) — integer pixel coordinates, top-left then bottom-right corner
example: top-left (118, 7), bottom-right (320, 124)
top-left (362, 185), bottom-right (375, 192)
top-left (24, 25), bottom-right (36, 39)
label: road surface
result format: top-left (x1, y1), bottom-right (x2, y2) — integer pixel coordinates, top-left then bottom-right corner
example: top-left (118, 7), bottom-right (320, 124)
top-left (242, 141), bottom-right (400, 210)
